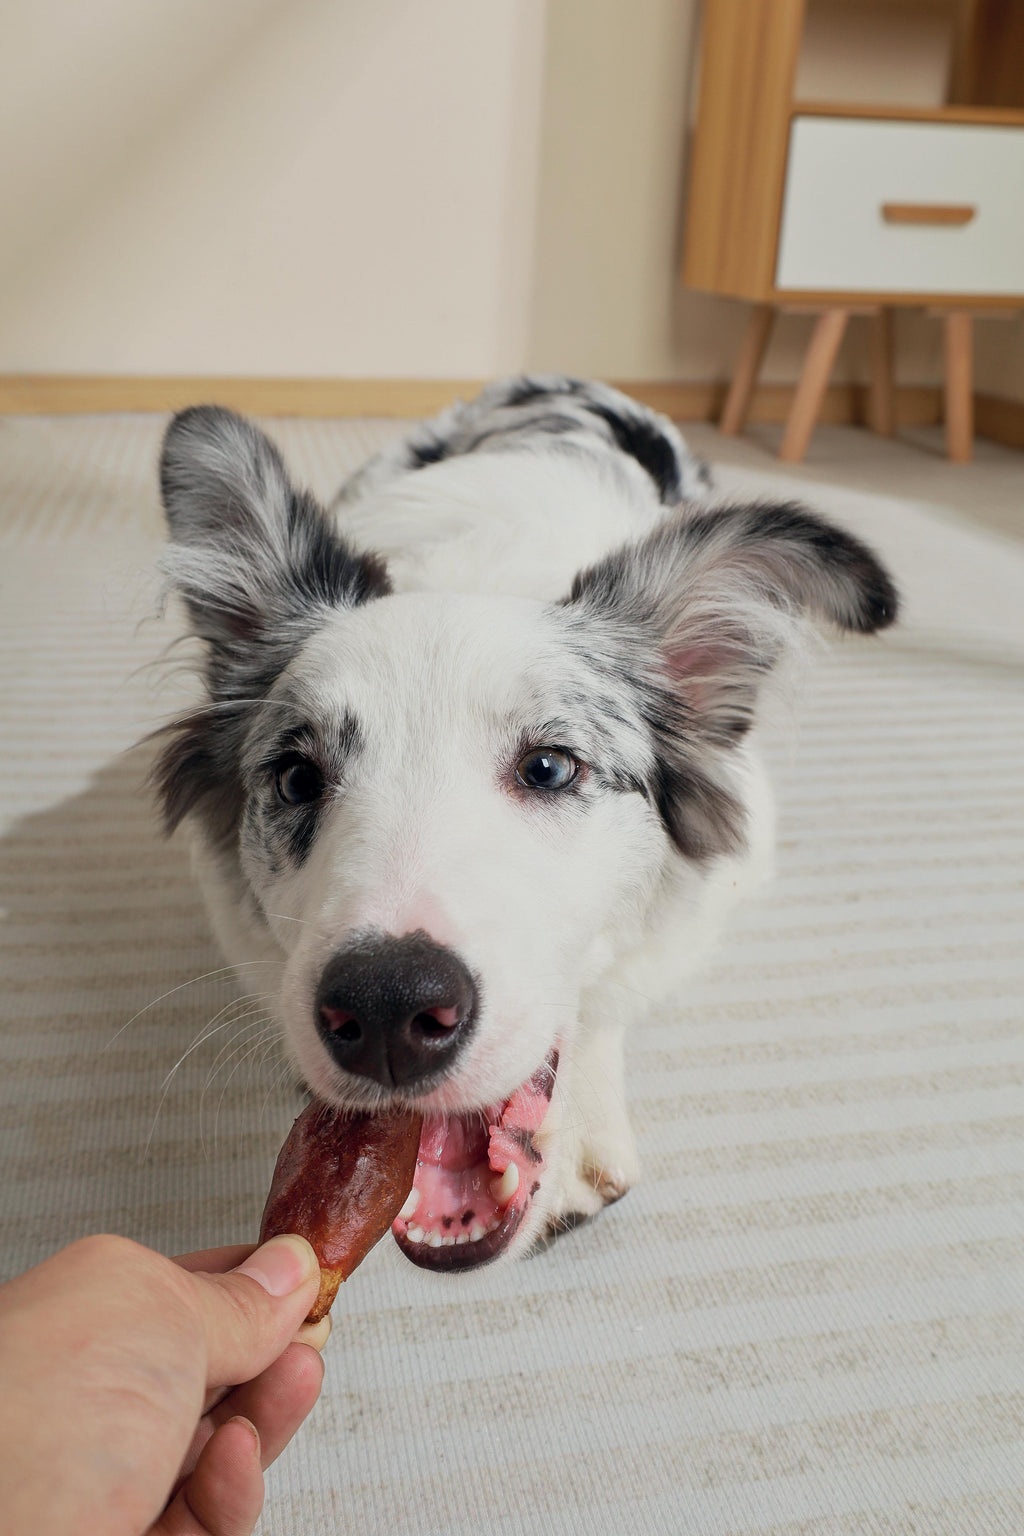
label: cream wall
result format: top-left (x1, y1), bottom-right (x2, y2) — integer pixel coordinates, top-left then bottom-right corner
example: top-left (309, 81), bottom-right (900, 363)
top-left (0, 0), bottom-right (1013, 397)
top-left (0, 0), bottom-right (547, 377)
top-left (528, 0), bottom-right (943, 390)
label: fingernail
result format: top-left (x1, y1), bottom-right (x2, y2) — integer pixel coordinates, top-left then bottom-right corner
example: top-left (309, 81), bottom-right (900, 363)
top-left (296, 1314), bottom-right (332, 1352)
top-left (235, 1234), bottom-right (319, 1297)
top-left (227, 1415), bottom-right (261, 1457)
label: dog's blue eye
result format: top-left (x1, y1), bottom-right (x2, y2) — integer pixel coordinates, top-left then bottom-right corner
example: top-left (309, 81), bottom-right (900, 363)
top-left (275, 756), bottom-right (323, 806)
top-left (515, 747), bottom-right (578, 791)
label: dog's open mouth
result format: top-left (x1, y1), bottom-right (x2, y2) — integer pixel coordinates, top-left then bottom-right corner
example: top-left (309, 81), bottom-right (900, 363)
top-left (392, 1046), bottom-right (558, 1270)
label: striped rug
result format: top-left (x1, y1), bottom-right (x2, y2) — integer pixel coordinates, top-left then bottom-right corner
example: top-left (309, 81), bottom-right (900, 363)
top-left (1, 413), bottom-right (1022, 1535)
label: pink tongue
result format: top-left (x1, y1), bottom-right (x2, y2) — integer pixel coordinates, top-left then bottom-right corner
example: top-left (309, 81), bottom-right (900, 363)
top-left (394, 1050), bottom-right (558, 1247)
top-left (419, 1112), bottom-right (490, 1171)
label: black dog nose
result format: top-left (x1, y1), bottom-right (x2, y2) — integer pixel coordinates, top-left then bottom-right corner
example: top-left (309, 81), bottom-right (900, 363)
top-left (315, 931), bottom-right (478, 1089)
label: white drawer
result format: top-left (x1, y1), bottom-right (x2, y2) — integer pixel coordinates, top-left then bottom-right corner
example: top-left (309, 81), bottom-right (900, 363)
top-left (776, 116), bottom-right (1024, 296)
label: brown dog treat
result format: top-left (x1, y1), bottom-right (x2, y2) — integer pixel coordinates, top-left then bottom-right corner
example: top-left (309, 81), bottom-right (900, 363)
top-left (259, 1102), bottom-right (423, 1322)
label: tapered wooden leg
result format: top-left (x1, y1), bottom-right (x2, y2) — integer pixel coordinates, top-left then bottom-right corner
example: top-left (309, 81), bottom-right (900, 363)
top-left (720, 303), bottom-right (775, 435)
top-left (943, 310), bottom-right (973, 463)
top-left (779, 308), bottom-right (850, 463)
top-left (867, 307), bottom-right (895, 437)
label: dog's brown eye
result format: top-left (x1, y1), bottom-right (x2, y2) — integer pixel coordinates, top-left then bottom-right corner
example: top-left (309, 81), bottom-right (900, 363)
top-left (515, 747), bottom-right (578, 791)
top-left (275, 756), bottom-right (323, 806)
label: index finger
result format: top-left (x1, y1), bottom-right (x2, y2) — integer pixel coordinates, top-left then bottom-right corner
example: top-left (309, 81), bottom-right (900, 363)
top-left (172, 1245), bottom-right (256, 1274)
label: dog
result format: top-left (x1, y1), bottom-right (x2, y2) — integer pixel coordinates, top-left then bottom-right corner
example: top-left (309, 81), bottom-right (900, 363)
top-left (154, 375), bottom-right (897, 1271)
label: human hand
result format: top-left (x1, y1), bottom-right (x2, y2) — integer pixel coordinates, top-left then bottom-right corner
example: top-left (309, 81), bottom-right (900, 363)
top-left (0, 1232), bottom-right (326, 1536)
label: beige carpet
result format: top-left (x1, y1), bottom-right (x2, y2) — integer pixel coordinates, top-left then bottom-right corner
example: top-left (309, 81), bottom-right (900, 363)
top-left (1, 413), bottom-right (1023, 1536)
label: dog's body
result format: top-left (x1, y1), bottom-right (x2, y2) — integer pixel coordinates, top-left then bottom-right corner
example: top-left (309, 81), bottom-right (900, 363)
top-left (156, 377), bottom-right (897, 1268)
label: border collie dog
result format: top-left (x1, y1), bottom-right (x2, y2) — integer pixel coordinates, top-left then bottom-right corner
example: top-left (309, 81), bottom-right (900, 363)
top-left (155, 376), bottom-right (897, 1271)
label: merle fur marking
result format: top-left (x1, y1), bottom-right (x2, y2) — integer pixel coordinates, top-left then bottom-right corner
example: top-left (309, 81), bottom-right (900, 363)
top-left (332, 374), bottom-right (711, 510)
top-left (245, 714), bottom-right (364, 868)
top-left (583, 401), bottom-right (684, 505)
top-left (561, 499), bottom-right (898, 859)
top-left (154, 406), bottom-right (389, 851)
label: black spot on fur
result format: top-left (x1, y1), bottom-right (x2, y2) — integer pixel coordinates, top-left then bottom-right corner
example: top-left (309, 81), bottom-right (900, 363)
top-left (502, 378), bottom-right (558, 408)
top-left (410, 438), bottom-right (448, 468)
top-left (584, 402), bottom-right (682, 505)
top-left (278, 800), bottom-right (321, 865)
top-left (252, 716), bottom-right (362, 868)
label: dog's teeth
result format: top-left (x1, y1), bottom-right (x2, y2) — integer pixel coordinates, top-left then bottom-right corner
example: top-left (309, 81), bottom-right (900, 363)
top-left (398, 1186), bottom-right (421, 1220)
top-left (406, 1225), bottom-right (425, 1245)
top-left (442, 1234), bottom-right (456, 1246)
top-left (456, 1232), bottom-right (470, 1244)
top-left (470, 1222), bottom-right (487, 1242)
top-left (489, 1163), bottom-right (519, 1206)
top-left (426, 1230), bottom-right (443, 1247)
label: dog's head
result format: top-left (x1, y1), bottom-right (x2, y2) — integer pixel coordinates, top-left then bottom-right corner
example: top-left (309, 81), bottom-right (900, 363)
top-left (155, 406), bottom-right (897, 1267)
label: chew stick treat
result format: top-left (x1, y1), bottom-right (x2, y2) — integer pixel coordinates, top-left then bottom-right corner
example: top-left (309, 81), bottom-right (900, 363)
top-left (259, 1102), bottom-right (423, 1322)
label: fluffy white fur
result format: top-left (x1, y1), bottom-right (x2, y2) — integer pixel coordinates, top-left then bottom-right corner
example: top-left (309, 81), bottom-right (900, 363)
top-left (156, 377), bottom-right (897, 1265)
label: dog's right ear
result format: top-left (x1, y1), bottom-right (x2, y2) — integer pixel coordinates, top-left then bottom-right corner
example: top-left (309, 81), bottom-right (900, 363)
top-left (154, 407), bottom-right (390, 844)
top-left (159, 405), bottom-right (390, 654)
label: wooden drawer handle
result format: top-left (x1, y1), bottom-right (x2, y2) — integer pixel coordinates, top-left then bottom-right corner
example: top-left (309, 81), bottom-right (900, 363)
top-left (881, 202), bottom-right (976, 227)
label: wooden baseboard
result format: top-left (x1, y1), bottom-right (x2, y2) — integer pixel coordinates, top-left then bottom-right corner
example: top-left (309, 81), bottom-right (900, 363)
top-left (0, 375), bottom-right (486, 418)
top-left (2, 374), bottom-right (1021, 449)
top-left (618, 380), bottom-right (935, 426)
top-left (0, 372), bottom-right (950, 426)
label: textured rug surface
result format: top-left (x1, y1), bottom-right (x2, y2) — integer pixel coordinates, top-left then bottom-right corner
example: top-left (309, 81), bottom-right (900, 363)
top-left (1, 413), bottom-right (1022, 1536)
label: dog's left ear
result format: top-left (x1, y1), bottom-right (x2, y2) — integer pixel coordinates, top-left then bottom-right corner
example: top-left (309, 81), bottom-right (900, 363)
top-left (159, 405), bottom-right (390, 655)
top-left (564, 500), bottom-right (898, 746)
top-left (561, 501), bottom-right (898, 858)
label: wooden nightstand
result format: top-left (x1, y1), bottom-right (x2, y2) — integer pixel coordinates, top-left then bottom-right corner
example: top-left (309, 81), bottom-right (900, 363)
top-left (681, 0), bottom-right (1024, 462)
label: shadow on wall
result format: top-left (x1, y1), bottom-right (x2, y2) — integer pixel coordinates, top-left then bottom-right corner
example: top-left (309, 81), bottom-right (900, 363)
top-left (0, 745), bottom-right (302, 1278)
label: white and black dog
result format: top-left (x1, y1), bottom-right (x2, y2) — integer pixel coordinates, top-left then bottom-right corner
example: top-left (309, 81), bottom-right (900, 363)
top-left (154, 376), bottom-right (897, 1271)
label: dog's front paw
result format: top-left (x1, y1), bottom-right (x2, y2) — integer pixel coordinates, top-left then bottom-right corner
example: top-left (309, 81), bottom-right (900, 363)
top-left (536, 1020), bottom-right (639, 1243)
top-left (544, 1125), bottom-right (638, 1238)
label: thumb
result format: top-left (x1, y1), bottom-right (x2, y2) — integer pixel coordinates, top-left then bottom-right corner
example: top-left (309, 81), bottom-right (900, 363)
top-left (189, 1235), bottom-right (321, 1390)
